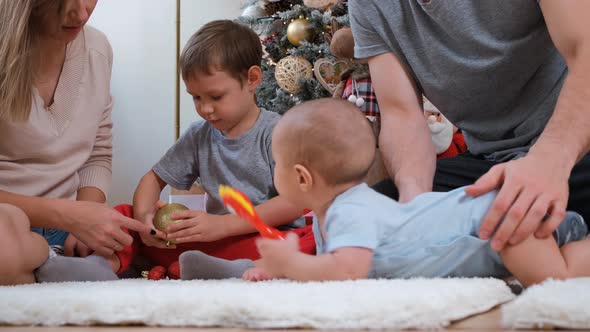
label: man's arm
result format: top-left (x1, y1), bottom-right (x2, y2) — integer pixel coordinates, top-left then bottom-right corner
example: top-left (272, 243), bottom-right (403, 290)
top-left (534, 0), bottom-right (590, 167)
top-left (468, 0), bottom-right (590, 250)
top-left (369, 52), bottom-right (436, 202)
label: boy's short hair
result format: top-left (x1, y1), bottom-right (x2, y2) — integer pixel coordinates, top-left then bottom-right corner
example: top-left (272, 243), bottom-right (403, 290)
top-left (179, 20), bottom-right (262, 82)
top-left (274, 99), bottom-right (376, 186)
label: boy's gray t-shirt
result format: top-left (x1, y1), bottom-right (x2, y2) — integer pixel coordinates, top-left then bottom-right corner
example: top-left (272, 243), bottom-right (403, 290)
top-left (349, 0), bottom-right (567, 161)
top-left (153, 110), bottom-right (279, 215)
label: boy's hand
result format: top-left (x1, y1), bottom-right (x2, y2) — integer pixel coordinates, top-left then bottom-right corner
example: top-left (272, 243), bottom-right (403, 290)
top-left (254, 232), bottom-right (299, 278)
top-left (140, 201), bottom-right (174, 249)
top-left (242, 267), bottom-right (273, 282)
top-left (166, 211), bottom-right (229, 243)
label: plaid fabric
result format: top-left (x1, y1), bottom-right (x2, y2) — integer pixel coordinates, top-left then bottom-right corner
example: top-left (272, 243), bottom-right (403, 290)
top-left (341, 76), bottom-right (381, 141)
top-left (342, 77), bottom-right (380, 120)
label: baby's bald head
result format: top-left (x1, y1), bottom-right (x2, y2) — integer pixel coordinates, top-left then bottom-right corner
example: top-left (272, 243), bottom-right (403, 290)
top-left (273, 98), bottom-right (376, 186)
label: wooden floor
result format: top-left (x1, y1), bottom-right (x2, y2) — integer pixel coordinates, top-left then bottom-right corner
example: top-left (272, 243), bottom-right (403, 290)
top-left (0, 308), bottom-right (549, 332)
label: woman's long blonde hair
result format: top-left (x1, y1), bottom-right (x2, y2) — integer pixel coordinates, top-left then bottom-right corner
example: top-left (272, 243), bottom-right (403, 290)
top-left (0, 0), bottom-right (60, 122)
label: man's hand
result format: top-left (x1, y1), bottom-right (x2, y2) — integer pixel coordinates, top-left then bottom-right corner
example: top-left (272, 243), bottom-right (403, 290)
top-left (242, 267), bottom-right (273, 282)
top-left (63, 234), bottom-right (92, 257)
top-left (64, 200), bottom-right (154, 256)
top-left (254, 233), bottom-right (299, 278)
top-left (466, 153), bottom-right (570, 251)
top-left (166, 211), bottom-right (230, 243)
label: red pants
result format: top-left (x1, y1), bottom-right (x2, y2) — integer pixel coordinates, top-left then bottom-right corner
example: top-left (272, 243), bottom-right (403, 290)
top-left (114, 204), bottom-right (316, 274)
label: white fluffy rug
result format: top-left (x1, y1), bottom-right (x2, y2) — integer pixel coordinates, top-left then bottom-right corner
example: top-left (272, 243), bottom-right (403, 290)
top-left (502, 278), bottom-right (590, 329)
top-left (0, 278), bottom-right (514, 329)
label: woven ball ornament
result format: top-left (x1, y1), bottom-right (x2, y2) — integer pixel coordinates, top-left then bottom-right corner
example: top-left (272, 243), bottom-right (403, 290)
top-left (274, 56), bottom-right (313, 94)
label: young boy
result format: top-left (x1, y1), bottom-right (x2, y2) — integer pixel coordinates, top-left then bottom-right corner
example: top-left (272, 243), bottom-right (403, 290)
top-left (181, 98), bottom-right (589, 287)
top-left (114, 20), bottom-right (314, 276)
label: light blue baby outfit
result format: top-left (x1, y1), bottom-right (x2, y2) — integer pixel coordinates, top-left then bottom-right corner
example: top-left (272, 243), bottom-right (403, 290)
top-left (313, 183), bottom-right (586, 279)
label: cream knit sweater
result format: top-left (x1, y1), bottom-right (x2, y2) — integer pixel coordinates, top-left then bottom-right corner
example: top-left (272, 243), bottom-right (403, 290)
top-left (0, 26), bottom-right (113, 200)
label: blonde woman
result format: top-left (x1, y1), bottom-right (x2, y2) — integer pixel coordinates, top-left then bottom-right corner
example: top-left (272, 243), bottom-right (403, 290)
top-left (0, 0), bottom-right (151, 285)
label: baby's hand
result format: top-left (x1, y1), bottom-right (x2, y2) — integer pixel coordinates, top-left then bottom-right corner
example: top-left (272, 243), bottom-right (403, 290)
top-left (255, 232), bottom-right (299, 277)
top-left (242, 267), bottom-right (273, 282)
top-left (166, 211), bottom-right (229, 243)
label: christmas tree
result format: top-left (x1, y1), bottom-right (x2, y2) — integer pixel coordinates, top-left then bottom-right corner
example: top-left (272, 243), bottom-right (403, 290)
top-left (239, 0), bottom-right (350, 114)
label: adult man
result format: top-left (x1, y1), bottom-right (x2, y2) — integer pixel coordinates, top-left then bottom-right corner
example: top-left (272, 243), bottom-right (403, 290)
top-left (349, 0), bottom-right (590, 251)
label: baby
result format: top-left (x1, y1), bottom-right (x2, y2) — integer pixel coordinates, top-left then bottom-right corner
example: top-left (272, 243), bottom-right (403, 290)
top-left (182, 99), bottom-right (589, 287)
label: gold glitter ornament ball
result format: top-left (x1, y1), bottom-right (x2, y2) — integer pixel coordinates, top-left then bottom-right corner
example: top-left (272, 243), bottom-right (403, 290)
top-left (153, 203), bottom-right (189, 236)
top-left (287, 17), bottom-right (314, 46)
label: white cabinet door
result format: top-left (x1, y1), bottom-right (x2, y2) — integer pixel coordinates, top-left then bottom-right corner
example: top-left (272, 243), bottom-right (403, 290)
top-left (89, 0), bottom-right (177, 205)
top-left (179, 0), bottom-right (243, 135)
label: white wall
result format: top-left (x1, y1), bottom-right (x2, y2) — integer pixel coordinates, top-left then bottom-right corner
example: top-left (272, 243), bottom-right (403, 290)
top-left (179, 0), bottom-right (243, 134)
top-left (89, 1), bottom-right (242, 205)
top-left (89, 0), bottom-right (177, 205)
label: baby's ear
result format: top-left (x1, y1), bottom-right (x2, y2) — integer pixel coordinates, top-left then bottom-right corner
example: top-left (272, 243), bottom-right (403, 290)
top-left (294, 164), bottom-right (313, 192)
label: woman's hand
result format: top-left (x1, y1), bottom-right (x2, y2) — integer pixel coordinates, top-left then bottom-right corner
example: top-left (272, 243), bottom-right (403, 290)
top-left (64, 200), bottom-right (154, 256)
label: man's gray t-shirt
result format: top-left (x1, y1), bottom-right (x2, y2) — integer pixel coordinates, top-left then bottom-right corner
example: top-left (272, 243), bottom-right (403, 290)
top-left (153, 110), bottom-right (279, 215)
top-left (349, 0), bottom-right (567, 161)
